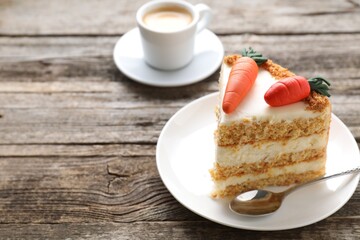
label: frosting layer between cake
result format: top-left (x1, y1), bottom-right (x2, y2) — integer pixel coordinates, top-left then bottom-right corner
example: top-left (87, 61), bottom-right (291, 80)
top-left (216, 133), bottom-right (327, 167)
top-left (214, 157), bottom-right (326, 192)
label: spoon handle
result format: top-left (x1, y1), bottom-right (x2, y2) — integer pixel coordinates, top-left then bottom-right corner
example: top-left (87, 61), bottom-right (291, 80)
top-left (322, 166), bottom-right (360, 180)
top-left (286, 166), bottom-right (360, 196)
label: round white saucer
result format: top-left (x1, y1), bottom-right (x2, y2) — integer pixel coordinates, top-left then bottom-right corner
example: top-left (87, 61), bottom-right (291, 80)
top-left (113, 28), bottom-right (224, 87)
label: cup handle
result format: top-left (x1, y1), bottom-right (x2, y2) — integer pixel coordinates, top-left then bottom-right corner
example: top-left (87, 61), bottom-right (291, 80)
top-left (195, 4), bottom-right (212, 33)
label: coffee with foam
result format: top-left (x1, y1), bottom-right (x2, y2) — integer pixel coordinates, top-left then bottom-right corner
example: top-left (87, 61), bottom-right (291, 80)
top-left (143, 6), bottom-right (193, 32)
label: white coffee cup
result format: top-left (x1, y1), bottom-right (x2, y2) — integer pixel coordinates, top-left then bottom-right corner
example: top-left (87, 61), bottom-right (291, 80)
top-left (136, 0), bottom-right (212, 70)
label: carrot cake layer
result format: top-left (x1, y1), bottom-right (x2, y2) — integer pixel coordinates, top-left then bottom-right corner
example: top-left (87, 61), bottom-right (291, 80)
top-left (216, 113), bottom-right (330, 146)
top-left (211, 147), bottom-right (326, 181)
top-left (212, 161), bottom-right (326, 198)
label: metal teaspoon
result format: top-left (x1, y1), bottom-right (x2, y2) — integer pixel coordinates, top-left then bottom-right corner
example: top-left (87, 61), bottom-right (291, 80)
top-left (229, 166), bottom-right (360, 216)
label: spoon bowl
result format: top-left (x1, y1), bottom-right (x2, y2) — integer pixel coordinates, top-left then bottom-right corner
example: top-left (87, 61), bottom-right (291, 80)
top-left (230, 190), bottom-right (285, 216)
top-left (230, 166), bottom-right (360, 216)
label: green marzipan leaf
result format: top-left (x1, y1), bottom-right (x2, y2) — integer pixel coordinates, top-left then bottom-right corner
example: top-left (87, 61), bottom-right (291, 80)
top-left (241, 48), bottom-right (247, 56)
top-left (240, 47), bottom-right (268, 66)
top-left (248, 53), bottom-right (262, 57)
top-left (308, 77), bottom-right (331, 97)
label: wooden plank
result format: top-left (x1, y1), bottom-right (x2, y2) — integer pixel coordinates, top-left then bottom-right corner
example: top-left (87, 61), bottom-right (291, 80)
top-left (5, 92), bottom-right (360, 110)
top-left (1, 34), bottom-right (360, 79)
top-left (0, 34), bottom-right (359, 96)
top-left (0, 156), bottom-right (201, 223)
top-left (0, 144), bottom-right (155, 157)
top-left (0, 0), bottom-right (360, 35)
top-left (0, 94), bottom-right (358, 145)
top-left (0, 155), bottom-right (359, 224)
top-left (0, 37), bottom-right (115, 62)
top-left (0, 219), bottom-right (360, 239)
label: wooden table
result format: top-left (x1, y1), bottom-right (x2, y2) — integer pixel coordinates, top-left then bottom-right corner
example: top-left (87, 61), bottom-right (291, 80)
top-left (1, 0), bottom-right (359, 238)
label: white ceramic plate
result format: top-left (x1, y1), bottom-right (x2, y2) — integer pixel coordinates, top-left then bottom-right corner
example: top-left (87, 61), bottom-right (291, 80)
top-left (113, 28), bottom-right (224, 87)
top-left (156, 92), bottom-right (360, 231)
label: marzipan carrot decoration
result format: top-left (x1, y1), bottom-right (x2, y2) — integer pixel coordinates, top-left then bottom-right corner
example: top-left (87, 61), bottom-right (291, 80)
top-left (222, 47), bottom-right (268, 114)
top-left (264, 76), bottom-right (331, 107)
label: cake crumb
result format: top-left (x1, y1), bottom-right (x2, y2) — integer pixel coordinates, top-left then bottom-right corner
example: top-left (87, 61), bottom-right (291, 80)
top-left (305, 91), bottom-right (330, 112)
top-left (223, 55), bottom-right (240, 67)
top-left (261, 60), bottom-right (295, 79)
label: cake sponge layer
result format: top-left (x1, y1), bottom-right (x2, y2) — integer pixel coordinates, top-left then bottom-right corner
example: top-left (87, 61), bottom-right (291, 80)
top-left (216, 112), bottom-right (330, 146)
top-left (212, 170), bottom-right (325, 198)
top-left (211, 147), bottom-right (326, 181)
top-left (212, 157), bottom-right (326, 198)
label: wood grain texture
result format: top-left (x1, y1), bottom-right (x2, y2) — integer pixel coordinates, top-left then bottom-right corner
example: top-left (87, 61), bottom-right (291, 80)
top-left (0, 0), bottom-right (359, 238)
top-left (0, 34), bottom-right (359, 144)
top-left (0, 155), bottom-right (359, 224)
top-left (1, 0), bottom-right (360, 35)
top-left (0, 156), bottom-right (201, 223)
top-left (0, 220), bottom-right (360, 240)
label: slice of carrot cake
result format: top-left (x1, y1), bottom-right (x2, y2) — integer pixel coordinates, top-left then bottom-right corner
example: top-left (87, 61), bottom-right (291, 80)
top-left (210, 48), bottom-right (331, 198)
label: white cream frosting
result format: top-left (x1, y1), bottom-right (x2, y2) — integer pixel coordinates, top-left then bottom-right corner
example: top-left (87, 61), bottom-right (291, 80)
top-left (219, 63), bottom-right (320, 124)
top-left (214, 158), bottom-right (325, 191)
top-left (216, 133), bottom-right (328, 167)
